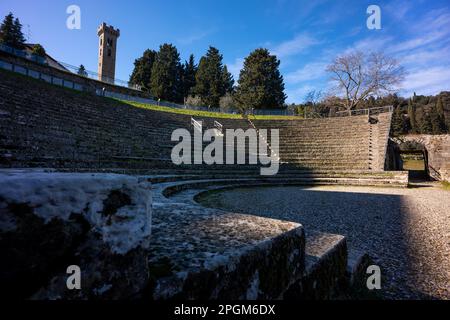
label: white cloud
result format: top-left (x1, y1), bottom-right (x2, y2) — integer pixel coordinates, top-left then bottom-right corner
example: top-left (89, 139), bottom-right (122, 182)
top-left (387, 30), bottom-right (449, 54)
top-left (399, 45), bottom-right (450, 65)
top-left (384, 0), bottom-right (413, 20)
top-left (413, 7), bottom-right (450, 33)
top-left (271, 33), bottom-right (320, 58)
top-left (285, 62), bottom-right (327, 84)
top-left (349, 36), bottom-right (393, 53)
top-left (401, 66), bottom-right (450, 96)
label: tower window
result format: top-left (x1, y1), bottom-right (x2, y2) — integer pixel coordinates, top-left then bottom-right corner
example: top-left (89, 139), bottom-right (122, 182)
top-left (108, 49), bottom-right (112, 57)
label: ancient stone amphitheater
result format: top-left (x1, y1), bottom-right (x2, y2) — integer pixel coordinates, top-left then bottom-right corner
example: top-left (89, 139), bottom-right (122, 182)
top-left (1, 68), bottom-right (449, 300)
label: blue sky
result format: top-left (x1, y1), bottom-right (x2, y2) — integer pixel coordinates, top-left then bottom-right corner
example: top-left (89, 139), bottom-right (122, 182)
top-left (1, 0), bottom-right (450, 103)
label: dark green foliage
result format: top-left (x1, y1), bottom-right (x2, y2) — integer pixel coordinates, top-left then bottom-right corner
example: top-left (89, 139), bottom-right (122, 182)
top-left (419, 112), bottom-right (433, 134)
top-left (13, 18), bottom-right (25, 47)
top-left (235, 48), bottom-right (286, 110)
top-left (31, 44), bottom-right (45, 56)
top-left (391, 106), bottom-right (406, 136)
top-left (407, 99), bottom-right (417, 133)
top-left (129, 49), bottom-right (157, 92)
top-left (222, 65), bottom-right (234, 94)
top-left (435, 95), bottom-right (447, 132)
top-left (150, 44), bottom-right (183, 103)
top-left (430, 103), bottom-right (446, 134)
top-left (181, 54), bottom-right (197, 99)
top-left (0, 12), bottom-right (25, 48)
top-left (77, 64), bottom-right (88, 77)
top-left (436, 96), bottom-right (445, 117)
top-left (193, 46), bottom-right (229, 107)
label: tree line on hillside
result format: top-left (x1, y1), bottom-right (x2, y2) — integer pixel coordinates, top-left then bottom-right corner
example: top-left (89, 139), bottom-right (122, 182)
top-left (390, 92), bottom-right (450, 135)
top-left (288, 50), bottom-right (449, 135)
top-left (290, 91), bottom-right (450, 135)
top-left (129, 46), bottom-right (286, 110)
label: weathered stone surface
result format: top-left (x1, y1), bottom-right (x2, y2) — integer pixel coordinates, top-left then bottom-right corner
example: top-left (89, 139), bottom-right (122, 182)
top-left (0, 170), bottom-right (152, 299)
top-left (0, 202), bottom-right (87, 299)
top-left (151, 226), bottom-right (305, 300)
top-left (148, 180), bottom-right (306, 300)
top-left (31, 233), bottom-right (150, 300)
top-left (283, 232), bottom-right (347, 300)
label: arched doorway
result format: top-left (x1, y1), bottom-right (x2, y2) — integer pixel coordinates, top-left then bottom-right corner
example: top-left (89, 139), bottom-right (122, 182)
top-left (398, 141), bottom-right (429, 181)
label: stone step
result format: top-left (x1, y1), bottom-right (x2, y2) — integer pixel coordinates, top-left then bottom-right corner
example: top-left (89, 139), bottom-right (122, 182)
top-left (283, 232), bottom-right (347, 299)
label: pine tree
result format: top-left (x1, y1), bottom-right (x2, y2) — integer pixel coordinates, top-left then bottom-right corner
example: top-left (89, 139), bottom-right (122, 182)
top-left (0, 13), bottom-right (25, 48)
top-left (235, 48), bottom-right (286, 110)
top-left (129, 49), bottom-right (157, 91)
top-left (77, 64), bottom-right (88, 77)
top-left (419, 112), bottom-right (433, 134)
top-left (193, 46), bottom-right (227, 107)
top-left (13, 18), bottom-right (26, 47)
top-left (150, 44), bottom-right (183, 102)
top-left (407, 99), bottom-right (417, 133)
top-left (391, 106), bottom-right (405, 136)
top-left (222, 65), bottom-right (234, 93)
top-left (181, 54), bottom-right (197, 99)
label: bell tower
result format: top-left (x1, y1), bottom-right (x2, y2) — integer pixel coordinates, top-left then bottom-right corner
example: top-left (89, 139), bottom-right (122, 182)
top-left (97, 23), bottom-right (120, 83)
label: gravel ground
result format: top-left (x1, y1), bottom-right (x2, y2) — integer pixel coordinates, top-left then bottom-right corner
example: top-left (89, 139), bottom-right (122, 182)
top-left (198, 184), bottom-right (450, 299)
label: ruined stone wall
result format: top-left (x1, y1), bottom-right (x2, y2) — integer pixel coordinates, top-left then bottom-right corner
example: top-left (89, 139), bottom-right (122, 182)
top-left (394, 134), bottom-right (450, 181)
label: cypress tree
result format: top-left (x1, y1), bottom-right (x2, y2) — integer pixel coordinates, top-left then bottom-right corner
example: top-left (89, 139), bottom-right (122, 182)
top-left (408, 99), bottom-right (417, 133)
top-left (391, 106), bottom-right (405, 136)
top-left (430, 103), bottom-right (446, 134)
top-left (235, 48), bottom-right (286, 110)
top-left (436, 95), bottom-right (447, 132)
top-left (436, 96), bottom-right (445, 117)
top-left (150, 44), bottom-right (183, 102)
top-left (129, 49), bottom-right (157, 91)
top-left (193, 46), bottom-right (227, 107)
top-left (420, 112), bottom-right (433, 134)
top-left (182, 54), bottom-right (197, 99)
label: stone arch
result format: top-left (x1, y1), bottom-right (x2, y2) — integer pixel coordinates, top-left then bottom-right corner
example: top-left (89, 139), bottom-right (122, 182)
top-left (389, 135), bottom-right (450, 181)
top-left (398, 140), bottom-right (429, 180)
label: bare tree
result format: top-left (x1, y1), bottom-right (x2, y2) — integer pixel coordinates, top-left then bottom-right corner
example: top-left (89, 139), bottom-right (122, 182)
top-left (303, 90), bottom-right (323, 118)
top-left (304, 90), bottom-right (323, 107)
top-left (326, 51), bottom-right (405, 111)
